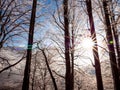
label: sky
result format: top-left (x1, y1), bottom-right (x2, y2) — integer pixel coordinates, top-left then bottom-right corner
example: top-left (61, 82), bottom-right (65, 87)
top-left (2, 0), bottom-right (116, 67)
top-left (13, 0), bottom-right (58, 49)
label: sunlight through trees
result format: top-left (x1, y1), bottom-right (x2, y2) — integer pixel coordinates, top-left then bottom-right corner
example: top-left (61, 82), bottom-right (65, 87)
top-left (0, 0), bottom-right (120, 90)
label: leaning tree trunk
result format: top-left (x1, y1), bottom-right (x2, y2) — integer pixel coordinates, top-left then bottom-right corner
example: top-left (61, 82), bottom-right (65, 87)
top-left (102, 0), bottom-right (120, 90)
top-left (86, 0), bottom-right (104, 90)
top-left (41, 49), bottom-right (58, 90)
top-left (22, 0), bottom-right (37, 90)
top-left (63, 0), bottom-right (71, 90)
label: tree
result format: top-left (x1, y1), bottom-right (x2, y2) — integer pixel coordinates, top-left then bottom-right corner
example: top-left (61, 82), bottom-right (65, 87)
top-left (63, 0), bottom-right (72, 90)
top-left (0, 0), bottom-right (31, 49)
top-left (31, 52), bottom-right (37, 90)
top-left (30, 51), bottom-right (49, 90)
top-left (0, 53), bottom-right (25, 74)
top-left (41, 49), bottom-right (58, 90)
top-left (22, 0), bottom-right (37, 90)
top-left (36, 41), bottom-right (58, 90)
top-left (86, 0), bottom-right (104, 90)
top-left (102, 0), bottom-right (120, 90)
top-left (0, 0), bottom-right (31, 75)
top-left (109, 0), bottom-right (120, 75)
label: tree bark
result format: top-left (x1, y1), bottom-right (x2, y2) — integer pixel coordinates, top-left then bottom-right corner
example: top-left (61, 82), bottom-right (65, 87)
top-left (22, 0), bottom-right (37, 90)
top-left (31, 53), bottom-right (37, 90)
top-left (63, 0), bottom-right (71, 90)
top-left (102, 0), bottom-right (120, 90)
top-left (71, 24), bottom-right (74, 90)
top-left (86, 0), bottom-right (104, 90)
top-left (70, 1), bottom-right (75, 89)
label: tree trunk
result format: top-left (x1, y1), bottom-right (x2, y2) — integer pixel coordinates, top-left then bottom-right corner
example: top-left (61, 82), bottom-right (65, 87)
top-left (32, 53), bottom-right (37, 90)
top-left (109, 0), bottom-right (120, 76)
top-left (63, 0), bottom-right (71, 90)
top-left (71, 25), bottom-right (74, 90)
top-left (102, 0), bottom-right (120, 90)
top-left (22, 0), bottom-right (37, 90)
top-left (0, 0), bottom-right (3, 49)
top-left (0, 0), bottom-right (1, 22)
top-left (86, 0), bottom-right (104, 90)
top-left (41, 49), bottom-right (58, 90)
top-left (70, 1), bottom-right (75, 89)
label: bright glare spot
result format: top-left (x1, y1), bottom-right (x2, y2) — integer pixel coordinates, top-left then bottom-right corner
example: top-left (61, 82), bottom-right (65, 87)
top-left (81, 37), bottom-right (94, 49)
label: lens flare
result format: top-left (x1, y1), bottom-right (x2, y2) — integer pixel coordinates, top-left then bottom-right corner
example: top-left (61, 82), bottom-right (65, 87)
top-left (81, 37), bottom-right (94, 49)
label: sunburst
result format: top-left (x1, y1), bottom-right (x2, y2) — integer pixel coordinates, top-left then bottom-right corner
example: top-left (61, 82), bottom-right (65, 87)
top-left (81, 37), bottom-right (94, 49)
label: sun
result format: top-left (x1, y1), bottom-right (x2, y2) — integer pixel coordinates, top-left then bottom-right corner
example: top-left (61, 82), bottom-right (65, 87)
top-left (81, 37), bottom-right (94, 49)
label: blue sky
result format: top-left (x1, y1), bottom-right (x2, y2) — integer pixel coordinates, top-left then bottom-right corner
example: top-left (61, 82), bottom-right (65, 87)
top-left (6, 0), bottom-right (57, 50)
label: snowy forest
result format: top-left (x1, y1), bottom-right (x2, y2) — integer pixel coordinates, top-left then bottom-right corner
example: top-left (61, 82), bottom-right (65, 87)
top-left (0, 0), bottom-right (120, 90)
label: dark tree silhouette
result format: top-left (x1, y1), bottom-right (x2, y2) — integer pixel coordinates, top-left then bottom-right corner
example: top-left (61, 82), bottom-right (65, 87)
top-left (22, 0), bottom-right (37, 90)
top-left (70, 1), bottom-right (76, 90)
top-left (86, 0), bottom-right (104, 90)
top-left (102, 0), bottom-right (120, 90)
top-left (41, 49), bottom-right (58, 90)
top-left (63, 0), bottom-right (72, 90)
top-left (109, 0), bottom-right (120, 76)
